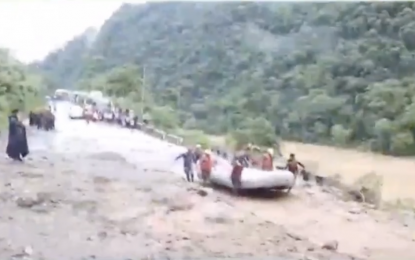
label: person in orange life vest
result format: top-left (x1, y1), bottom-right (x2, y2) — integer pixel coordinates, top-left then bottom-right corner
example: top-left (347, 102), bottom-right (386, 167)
top-left (261, 148), bottom-right (274, 171)
top-left (286, 153), bottom-right (305, 176)
top-left (200, 149), bottom-right (214, 183)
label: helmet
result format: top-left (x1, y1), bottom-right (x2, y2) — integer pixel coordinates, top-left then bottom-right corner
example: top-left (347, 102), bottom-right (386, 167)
top-left (267, 148), bottom-right (274, 156)
top-left (196, 144), bottom-right (202, 149)
top-left (204, 149), bottom-right (212, 155)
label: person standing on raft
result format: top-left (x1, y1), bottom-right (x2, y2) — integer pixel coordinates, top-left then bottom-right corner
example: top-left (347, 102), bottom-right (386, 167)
top-left (6, 109), bottom-right (29, 162)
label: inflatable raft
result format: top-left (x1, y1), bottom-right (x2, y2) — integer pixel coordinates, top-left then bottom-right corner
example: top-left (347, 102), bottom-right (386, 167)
top-left (202, 157), bottom-right (295, 190)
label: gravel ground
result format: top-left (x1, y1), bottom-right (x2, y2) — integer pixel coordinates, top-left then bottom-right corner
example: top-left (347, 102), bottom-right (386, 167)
top-left (0, 108), bottom-right (413, 260)
top-left (0, 139), bottom-right (357, 260)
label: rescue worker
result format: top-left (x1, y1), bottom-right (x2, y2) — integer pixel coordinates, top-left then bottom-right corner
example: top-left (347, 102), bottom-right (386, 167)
top-left (175, 147), bottom-right (196, 182)
top-left (286, 153), bottom-right (305, 176)
top-left (6, 109), bottom-right (29, 162)
top-left (232, 144), bottom-right (250, 167)
top-left (199, 149), bottom-right (214, 184)
top-left (193, 144), bottom-right (203, 163)
top-left (231, 150), bottom-right (246, 194)
top-left (261, 148), bottom-right (274, 171)
top-left (240, 147), bottom-right (251, 167)
top-left (250, 144), bottom-right (263, 167)
top-left (285, 153), bottom-right (305, 193)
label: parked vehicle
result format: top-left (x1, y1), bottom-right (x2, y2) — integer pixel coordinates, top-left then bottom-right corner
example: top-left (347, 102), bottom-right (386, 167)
top-left (68, 104), bottom-right (84, 119)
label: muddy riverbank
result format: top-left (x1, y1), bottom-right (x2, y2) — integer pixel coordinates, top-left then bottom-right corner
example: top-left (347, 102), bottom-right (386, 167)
top-left (0, 104), bottom-right (413, 259)
top-left (0, 146), bottom-right (357, 260)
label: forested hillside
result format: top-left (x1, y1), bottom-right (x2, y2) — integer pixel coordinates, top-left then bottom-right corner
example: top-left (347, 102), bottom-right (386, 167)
top-left (0, 49), bottom-right (47, 127)
top-left (32, 27), bottom-right (97, 88)
top-left (35, 2), bottom-right (415, 155)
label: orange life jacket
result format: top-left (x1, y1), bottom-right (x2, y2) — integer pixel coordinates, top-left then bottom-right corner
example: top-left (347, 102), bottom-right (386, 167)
top-left (261, 153), bottom-right (273, 171)
top-left (200, 153), bottom-right (213, 172)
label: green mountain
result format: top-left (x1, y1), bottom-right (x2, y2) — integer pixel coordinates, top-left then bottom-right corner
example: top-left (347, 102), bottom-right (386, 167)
top-left (34, 2), bottom-right (415, 155)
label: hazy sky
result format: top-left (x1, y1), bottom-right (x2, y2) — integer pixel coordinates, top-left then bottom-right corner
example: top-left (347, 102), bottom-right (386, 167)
top-left (0, 0), bottom-right (144, 63)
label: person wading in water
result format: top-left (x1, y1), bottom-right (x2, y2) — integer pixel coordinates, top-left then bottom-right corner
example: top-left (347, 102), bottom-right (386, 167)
top-left (286, 153), bottom-right (305, 176)
top-left (175, 147), bottom-right (196, 182)
top-left (285, 153), bottom-right (306, 192)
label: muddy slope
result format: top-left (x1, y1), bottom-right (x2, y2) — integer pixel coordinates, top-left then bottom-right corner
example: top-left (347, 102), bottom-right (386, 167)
top-left (2, 107), bottom-right (414, 259)
top-left (0, 142), bottom-right (357, 259)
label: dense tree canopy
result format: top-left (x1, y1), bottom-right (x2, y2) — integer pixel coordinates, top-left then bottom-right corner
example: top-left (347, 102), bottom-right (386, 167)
top-left (34, 2), bottom-right (415, 155)
top-left (0, 49), bottom-right (46, 127)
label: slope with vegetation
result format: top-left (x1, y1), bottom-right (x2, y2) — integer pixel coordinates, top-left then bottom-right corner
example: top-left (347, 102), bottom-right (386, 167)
top-left (0, 49), bottom-right (48, 127)
top-left (34, 2), bottom-right (415, 155)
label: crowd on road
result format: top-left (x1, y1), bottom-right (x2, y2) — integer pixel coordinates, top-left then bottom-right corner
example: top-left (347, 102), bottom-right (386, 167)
top-left (70, 97), bottom-right (184, 145)
top-left (6, 89), bottom-right (308, 193)
top-left (69, 93), bottom-right (308, 192)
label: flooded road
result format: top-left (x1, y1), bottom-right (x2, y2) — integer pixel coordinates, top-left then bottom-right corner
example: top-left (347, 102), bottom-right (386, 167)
top-left (0, 102), bottom-right (413, 259)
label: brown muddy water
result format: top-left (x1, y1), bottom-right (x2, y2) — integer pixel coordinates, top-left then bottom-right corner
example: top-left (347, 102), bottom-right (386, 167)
top-left (0, 102), bottom-right (413, 260)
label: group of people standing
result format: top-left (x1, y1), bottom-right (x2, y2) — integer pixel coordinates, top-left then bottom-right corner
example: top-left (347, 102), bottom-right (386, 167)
top-left (175, 144), bottom-right (215, 183)
top-left (6, 102), bottom-right (57, 162)
top-left (83, 103), bottom-right (139, 128)
top-left (175, 142), bottom-right (306, 192)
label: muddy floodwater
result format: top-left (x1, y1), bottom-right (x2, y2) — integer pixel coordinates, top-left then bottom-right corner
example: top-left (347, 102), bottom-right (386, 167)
top-left (0, 102), bottom-right (414, 260)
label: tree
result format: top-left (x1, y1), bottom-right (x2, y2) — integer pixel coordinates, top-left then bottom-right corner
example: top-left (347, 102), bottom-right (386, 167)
top-left (77, 64), bottom-right (150, 115)
top-left (34, 2), bottom-right (415, 155)
top-left (150, 106), bottom-right (179, 130)
top-left (331, 124), bottom-right (351, 146)
top-left (0, 49), bottom-right (45, 127)
top-left (232, 117), bottom-right (276, 147)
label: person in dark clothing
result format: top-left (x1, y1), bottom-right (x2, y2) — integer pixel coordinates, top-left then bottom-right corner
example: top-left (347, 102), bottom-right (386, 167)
top-left (231, 152), bottom-right (247, 194)
top-left (175, 148), bottom-right (196, 182)
top-left (28, 111), bottom-right (36, 126)
top-left (132, 115), bottom-right (138, 129)
top-left (234, 150), bottom-right (250, 167)
top-left (6, 109), bottom-right (29, 162)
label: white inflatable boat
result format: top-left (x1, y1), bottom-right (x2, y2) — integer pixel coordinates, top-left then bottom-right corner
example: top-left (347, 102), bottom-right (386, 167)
top-left (205, 157), bottom-right (295, 190)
